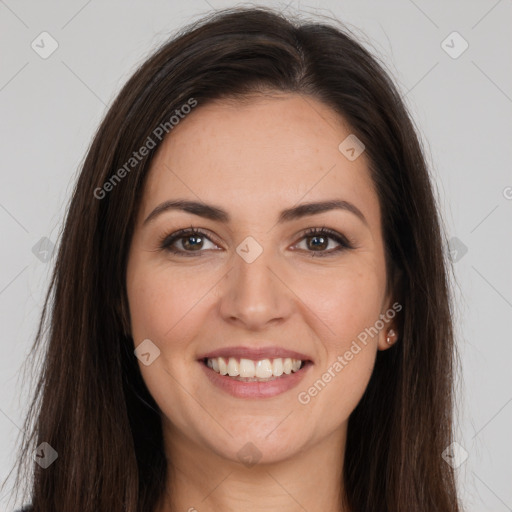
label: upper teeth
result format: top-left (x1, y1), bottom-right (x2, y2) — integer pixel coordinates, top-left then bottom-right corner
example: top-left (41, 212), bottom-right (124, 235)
top-left (206, 357), bottom-right (302, 378)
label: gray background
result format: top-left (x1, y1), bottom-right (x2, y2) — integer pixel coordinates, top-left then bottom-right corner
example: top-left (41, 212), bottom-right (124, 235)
top-left (1, 0), bottom-right (511, 510)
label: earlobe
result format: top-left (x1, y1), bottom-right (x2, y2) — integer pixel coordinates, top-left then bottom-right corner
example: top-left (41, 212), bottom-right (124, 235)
top-left (385, 328), bottom-right (397, 345)
top-left (378, 325), bottom-right (398, 350)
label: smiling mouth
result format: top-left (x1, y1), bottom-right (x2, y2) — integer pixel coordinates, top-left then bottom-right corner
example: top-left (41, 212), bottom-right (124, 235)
top-left (201, 356), bottom-right (312, 382)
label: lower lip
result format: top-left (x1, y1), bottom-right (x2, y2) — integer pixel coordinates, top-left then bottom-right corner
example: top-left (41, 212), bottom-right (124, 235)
top-left (199, 360), bottom-right (312, 399)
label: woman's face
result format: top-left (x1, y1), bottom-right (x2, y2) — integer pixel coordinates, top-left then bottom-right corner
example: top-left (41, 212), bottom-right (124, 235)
top-left (126, 93), bottom-right (397, 465)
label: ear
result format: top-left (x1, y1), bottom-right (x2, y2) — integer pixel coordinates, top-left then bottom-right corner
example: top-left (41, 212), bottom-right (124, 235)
top-left (377, 269), bottom-right (403, 351)
top-left (377, 298), bottom-right (401, 351)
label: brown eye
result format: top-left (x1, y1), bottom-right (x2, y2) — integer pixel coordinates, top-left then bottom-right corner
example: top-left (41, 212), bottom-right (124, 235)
top-left (158, 226), bottom-right (352, 258)
top-left (179, 233), bottom-right (205, 251)
top-left (306, 234), bottom-right (329, 251)
top-left (159, 228), bottom-right (219, 256)
top-left (295, 227), bottom-right (352, 257)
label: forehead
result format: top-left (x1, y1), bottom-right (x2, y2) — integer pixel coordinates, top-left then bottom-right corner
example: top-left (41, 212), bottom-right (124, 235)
top-left (139, 93), bottom-right (380, 229)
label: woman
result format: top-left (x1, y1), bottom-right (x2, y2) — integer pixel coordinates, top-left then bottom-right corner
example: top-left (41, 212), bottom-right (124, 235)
top-left (5, 6), bottom-right (462, 511)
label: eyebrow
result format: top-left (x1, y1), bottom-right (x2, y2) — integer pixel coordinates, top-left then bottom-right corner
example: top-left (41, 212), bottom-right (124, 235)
top-left (143, 199), bottom-right (369, 227)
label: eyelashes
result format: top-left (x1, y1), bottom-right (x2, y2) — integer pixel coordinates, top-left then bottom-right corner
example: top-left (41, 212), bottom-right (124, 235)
top-left (157, 225), bottom-right (354, 258)
top-left (158, 226), bottom-right (218, 257)
top-left (294, 227), bottom-right (354, 256)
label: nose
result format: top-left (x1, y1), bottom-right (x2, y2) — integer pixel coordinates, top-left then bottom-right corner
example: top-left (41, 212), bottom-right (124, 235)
top-left (218, 244), bottom-right (294, 330)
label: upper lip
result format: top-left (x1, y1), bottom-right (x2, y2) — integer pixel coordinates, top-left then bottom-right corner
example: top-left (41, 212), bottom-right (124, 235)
top-left (198, 346), bottom-right (312, 362)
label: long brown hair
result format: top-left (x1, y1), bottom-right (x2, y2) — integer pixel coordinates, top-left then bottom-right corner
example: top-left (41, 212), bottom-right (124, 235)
top-left (3, 6), bottom-right (462, 511)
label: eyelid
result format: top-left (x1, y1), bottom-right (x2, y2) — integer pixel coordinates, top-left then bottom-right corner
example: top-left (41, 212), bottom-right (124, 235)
top-left (158, 225), bottom-right (354, 256)
top-left (157, 226), bottom-right (222, 253)
top-left (298, 226), bottom-right (354, 249)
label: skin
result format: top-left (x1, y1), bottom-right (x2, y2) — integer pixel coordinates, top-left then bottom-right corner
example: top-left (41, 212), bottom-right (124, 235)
top-left (126, 92), bottom-right (399, 512)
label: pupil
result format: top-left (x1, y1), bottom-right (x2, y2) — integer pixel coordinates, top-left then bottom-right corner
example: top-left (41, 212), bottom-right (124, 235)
top-left (184, 235), bottom-right (202, 250)
top-left (310, 236), bottom-right (326, 250)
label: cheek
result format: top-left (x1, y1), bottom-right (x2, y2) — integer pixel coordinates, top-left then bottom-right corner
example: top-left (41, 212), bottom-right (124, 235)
top-left (127, 263), bottom-right (208, 347)
top-left (304, 264), bottom-right (385, 346)
top-left (126, 263), bottom-right (209, 421)
top-left (296, 266), bottom-right (383, 417)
